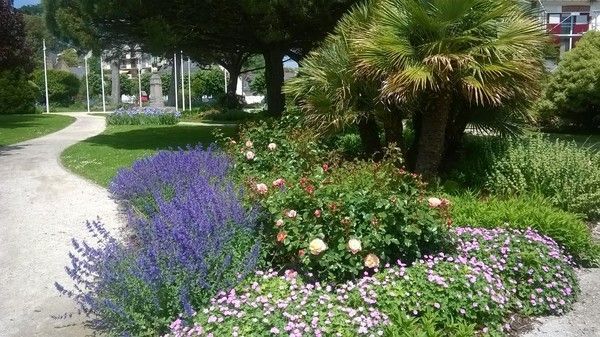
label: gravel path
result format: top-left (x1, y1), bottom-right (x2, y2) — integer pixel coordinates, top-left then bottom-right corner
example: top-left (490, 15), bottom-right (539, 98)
top-left (0, 113), bottom-right (123, 337)
top-left (522, 268), bottom-right (600, 337)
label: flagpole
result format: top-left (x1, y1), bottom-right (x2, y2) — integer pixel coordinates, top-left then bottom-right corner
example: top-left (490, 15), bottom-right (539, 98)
top-left (137, 54), bottom-right (143, 108)
top-left (84, 54), bottom-right (90, 113)
top-left (100, 55), bottom-right (106, 112)
top-left (174, 53), bottom-right (178, 111)
top-left (187, 57), bottom-right (192, 108)
top-left (43, 39), bottom-right (50, 113)
top-left (180, 52), bottom-right (185, 111)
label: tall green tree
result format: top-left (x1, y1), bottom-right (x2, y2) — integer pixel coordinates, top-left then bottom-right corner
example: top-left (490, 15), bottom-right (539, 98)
top-left (49, 0), bottom-right (360, 116)
top-left (287, 0), bottom-right (545, 178)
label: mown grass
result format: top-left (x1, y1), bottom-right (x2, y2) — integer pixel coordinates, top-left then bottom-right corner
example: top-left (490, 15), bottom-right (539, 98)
top-left (61, 123), bottom-right (237, 186)
top-left (0, 114), bottom-right (75, 147)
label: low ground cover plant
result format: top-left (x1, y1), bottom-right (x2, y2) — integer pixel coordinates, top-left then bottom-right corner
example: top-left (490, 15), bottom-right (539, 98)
top-left (165, 227), bottom-right (579, 336)
top-left (58, 148), bottom-right (260, 336)
top-left (450, 135), bottom-right (600, 219)
top-left (450, 194), bottom-right (600, 267)
top-left (107, 106), bottom-right (181, 125)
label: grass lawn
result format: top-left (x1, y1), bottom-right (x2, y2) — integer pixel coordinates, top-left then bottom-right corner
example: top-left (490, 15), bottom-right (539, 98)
top-left (61, 124), bottom-right (237, 186)
top-left (0, 114), bottom-right (75, 147)
top-left (545, 133), bottom-right (600, 152)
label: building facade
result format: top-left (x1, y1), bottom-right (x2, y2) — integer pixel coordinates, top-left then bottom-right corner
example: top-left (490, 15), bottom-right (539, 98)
top-left (538, 1), bottom-right (600, 54)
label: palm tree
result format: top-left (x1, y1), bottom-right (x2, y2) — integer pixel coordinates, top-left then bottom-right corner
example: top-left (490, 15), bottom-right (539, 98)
top-left (354, 0), bottom-right (545, 178)
top-left (285, 2), bottom-right (386, 155)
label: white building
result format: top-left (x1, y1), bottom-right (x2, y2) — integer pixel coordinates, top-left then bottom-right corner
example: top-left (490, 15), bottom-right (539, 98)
top-left (537, 1), bottom-right (600, 53)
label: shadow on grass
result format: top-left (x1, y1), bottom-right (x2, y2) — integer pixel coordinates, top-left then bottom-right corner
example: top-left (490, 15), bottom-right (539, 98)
top-left (0, 114), bottom-right (50, 130)
top-left (78, 124), bottom-right (238, 151)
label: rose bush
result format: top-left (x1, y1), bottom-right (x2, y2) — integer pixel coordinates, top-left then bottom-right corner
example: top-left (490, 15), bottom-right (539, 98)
top-left (247, 159), bottom-right (453, 281)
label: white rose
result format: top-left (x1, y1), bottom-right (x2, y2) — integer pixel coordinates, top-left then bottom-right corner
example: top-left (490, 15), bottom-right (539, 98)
top-left (309, 238), bottom-right (327, 255)
top-left (245, 140), bottom-right (254, 148)
top-left (275, 219), bottom-right (284, 227)
top-left (348, 239), bottom-right (362, 254)
top-left (428, 197), bottom-right (442, 208)
top-left (255, 183), bottom-right (268, 195)
top-left (286, 209), bottom-right (297, 218)
top-left (245, 151), bottom-right (255, 161)
top-left (267, 143), bottom-right (277, 151)
top-left (364, 253), bottom-right (380, 268)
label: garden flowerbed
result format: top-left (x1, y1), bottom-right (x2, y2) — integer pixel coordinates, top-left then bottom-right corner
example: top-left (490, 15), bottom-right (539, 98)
top-left (106, 106), bottom-right (181, 125)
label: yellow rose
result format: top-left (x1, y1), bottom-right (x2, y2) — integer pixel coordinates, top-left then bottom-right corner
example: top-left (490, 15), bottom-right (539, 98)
top-left (309, 238), bottom-right (327, 255)
top-left (364, 253), bottom-right (380, 268)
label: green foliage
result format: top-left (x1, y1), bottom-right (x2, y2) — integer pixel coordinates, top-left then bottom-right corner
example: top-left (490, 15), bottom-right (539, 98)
top-left (33, 69), bottom-right (80, 106)
top-left (450, 135), bottom-right (600, 219)
top-left (450, 194), bottom-right (600, 267)
top-left (0, 70), bottom-right (39, 114)
top-left (334, 132), bottom-right (364, 159)
top-left (537, 31), bottom-right (600, 131)
top-left (106, 108), bottom-right (180, 126)
top-left (249, 70), bottom-right (266, 95)
top-left (190, 68), bottom-right (225, 99)
top-left (119, 74), bottom-right (135, 96)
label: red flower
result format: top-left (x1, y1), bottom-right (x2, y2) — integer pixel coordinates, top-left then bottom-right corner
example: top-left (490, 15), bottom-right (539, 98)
top-left (314, 209), bottom-right (322, 218)
top-left (322, 163), bottom-right (329, 172)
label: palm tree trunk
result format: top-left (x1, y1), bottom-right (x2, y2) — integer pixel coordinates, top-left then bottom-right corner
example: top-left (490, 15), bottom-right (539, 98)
top-left (414, 95), bottom-right (451, 179)
top-left (357, 113), bottom-right (383, 159)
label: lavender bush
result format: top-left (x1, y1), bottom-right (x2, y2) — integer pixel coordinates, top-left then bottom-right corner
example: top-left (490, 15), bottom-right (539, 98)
top-left (110, 146), bottom-right (231, 219)
top-left (165, 227), bottom-right (579, 336)
top-left (107, 106), bottom-right (181, 125)
top-left (57, 148), bottom-right (261, 336)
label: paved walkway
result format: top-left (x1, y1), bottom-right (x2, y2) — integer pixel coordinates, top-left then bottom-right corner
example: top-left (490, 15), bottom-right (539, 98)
top-left (0, 113), bottom-right (122, 337)
top-left (523, 268), bottom-right (600, 337)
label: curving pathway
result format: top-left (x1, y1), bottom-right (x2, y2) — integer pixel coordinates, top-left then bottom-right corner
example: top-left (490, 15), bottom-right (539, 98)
top-left (0, 113), bottom-right (122, 337)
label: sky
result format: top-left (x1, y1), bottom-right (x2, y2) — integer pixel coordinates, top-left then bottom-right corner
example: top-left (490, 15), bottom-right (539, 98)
top-left (14, 0), bottom-right (40, 8)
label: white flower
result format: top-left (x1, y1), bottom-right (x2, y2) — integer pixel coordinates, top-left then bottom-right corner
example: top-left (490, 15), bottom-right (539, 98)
top-left (245, 151), bottom-right (255, 161)
top-left (286, 209), bottom-right (297, 218)
top-left (245, 140), bottom-right (254, 148)
top-left (348, 239), bottom-right (362, 254)
top-left (255, 183), bottom-right (268, 195)
top-left (309, 238), bottom-right (327, 255)
top-left (267, 143), bottom-right (277, 151)
top-left (275, 219), bottom-right (284, 227)
top-left (364, 253), bottom-right (380, 268)
top-left (428, 197), bottom-right (443, 208)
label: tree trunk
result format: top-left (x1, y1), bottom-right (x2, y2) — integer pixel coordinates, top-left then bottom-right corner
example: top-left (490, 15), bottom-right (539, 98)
top-left (414, 95), bottom-right (451, 180)
top-left (441, 111), bottom-right (469, 173)
top-left (383, 110), bottom-right (405, 152)
top-left (263, 50), bottom-right (285, 117)
top-left (110, 60), bottom-right (120, 106)
top-left (223, 64), bottom-right (241, 109)
top-left (405, 113), bottom-right (422, 170)
top-left (357, 113), bottom-right (383, 160)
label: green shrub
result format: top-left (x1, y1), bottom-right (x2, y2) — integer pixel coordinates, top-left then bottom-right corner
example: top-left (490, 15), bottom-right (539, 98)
top-left (0, 70), bottom-right (38, 114)
top-left (106, 107), bottom-right (181, 125)
top-left (248, 160), bottom-right (452, 281)
top-left (335, 132), bottom-right (364, 159)
top-left (33, 69), bottom-right (80, 106)
top-left (220, 115), bottom-right (329, 180)
top-left (450, 135), bottom-right (600, 219)
top-left (202, 108), bottom-right (260, 122)
top-left (536, 31), bottom-right (600, 131)
top-left (450, 194), bottom-right (600, 266)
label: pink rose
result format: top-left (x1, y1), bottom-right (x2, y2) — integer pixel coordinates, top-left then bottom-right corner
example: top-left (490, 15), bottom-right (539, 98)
top-left (286, 209), bottom-right (297, 218)
top-left (272, 178), bottom-right (286, 187)
top-left (314, 209), bottom-right (321, 218)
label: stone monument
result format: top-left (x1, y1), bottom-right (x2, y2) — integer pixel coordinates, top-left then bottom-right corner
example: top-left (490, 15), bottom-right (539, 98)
top-left (149, 73), bottom-right (164, 107)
